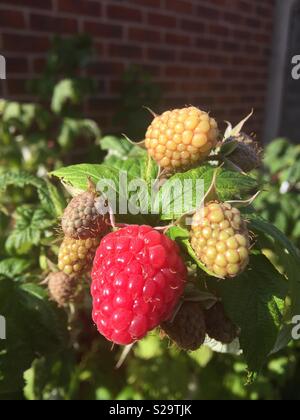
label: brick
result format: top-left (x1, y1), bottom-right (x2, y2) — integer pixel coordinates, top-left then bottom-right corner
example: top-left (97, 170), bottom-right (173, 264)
top-left (245, 17), bottom-right (261, 29)
top-left (139, 64), bottom-right (161, 76)
top-left (165, 32), bottom-right (190, 47)
top-left (86, 98), bottom-right (118, 113)
top-left (57, 0), bottom-right (101, 16)
top-left (158, 81), bottom-right (177, 93)
top-left (165, 66), bottom-right (191, 78)
top-left (232, 29), bottom-right (252, 41)
top-left (129, 0), bottom-right (161, 6)
top-left (33, 58), bottom-right (47, 72)
top-left (86, 61), bottom-right (124, 76)
top-left (207, 54), bottom-right (230, 66)
top-left (0, 0), bottom-right (52, 8)
top-left (129, 27), bottom-right (161, 44)
top-left (107, 4), bottom-right (142, 23)
top-left (164, 0), bottom-right (193, 14)
top-left (109, 79), bottom-right (122, 94)
top-left (180, 50), bottom-right (205, 63)
top-left (84, 21), bottom-right (123, 38)
top-left (0, 9), bottom-right (25, 29)
top-left (196, 37), bottom-right (219, 50)
top-left (2, 33), bottom-right (50, 52)
top-left (209, 24), bottom-right (230, 37)
top-left (197, 5), bottom-right (219, 19)
top-left (196, 68), bottom-right (220, 79)
top-left (256, 5), bottom-right (273, 17)
top-left (223, 12), bottom-right (241, 24)
top-left (6, 78), bottom-right (27, 95)
top-left (181, 19), bottom-right (204, 34)
top-left (7, 57), bottom-right (29, 74)
top-left (109, 44), bottom-right (143, 59)
top-left (255, 33), bottom-right (271, 43)
top-left (222, 41), bottom-right (241, 51)
top-left (235, 0), bottom-right (253, 14)
top-left (147, 48), bottom-right (176, 62)
top-left (147, 12), bottom-right (176, 28)
top-left (30, 13), bottom-right (78, 34)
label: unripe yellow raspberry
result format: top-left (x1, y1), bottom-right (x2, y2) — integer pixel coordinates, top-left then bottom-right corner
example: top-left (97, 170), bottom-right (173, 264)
top-left (191, 202), bottom-right (250, 278)
top-left (145, 107), bottom-right (219, 170)
top-left (58, 237), bottom-right (100, 276)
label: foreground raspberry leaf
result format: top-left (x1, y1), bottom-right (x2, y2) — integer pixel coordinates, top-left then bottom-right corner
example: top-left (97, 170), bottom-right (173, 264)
top-left (248, 214), bottom-right (300, 317)
top-left (211, 254), bottom-right (288, 374)
top-left (158, 164), bottom-right (257, 220)
top-left (51, 161), bottom-right (159, 223)
top-left (51, 164), bottom-right (120, 192)
top-left (0, 279), bottom-right (68, 394)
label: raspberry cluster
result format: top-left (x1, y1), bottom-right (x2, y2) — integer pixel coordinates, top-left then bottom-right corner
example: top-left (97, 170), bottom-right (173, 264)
top-left (145, 107), bottom-right (219, 170)
top-left (51, 105), bottom-right (257, 353)
top-left (91, 225), bottom-right (187, 345)
top-left (48, 191), bottom-right (110, 307)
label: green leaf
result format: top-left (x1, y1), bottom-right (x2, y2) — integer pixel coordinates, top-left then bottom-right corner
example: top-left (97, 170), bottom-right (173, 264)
top-left (45, 180), bottom-right (66, 218)
top-left (50, 164), bottom-right (120, 191)
top-left (50, 162), bottom-right (158, 224)
top-left (247, 215), bottom-right (300, 317)
top-left (100, 135), bottom-right (133, 157)
top-left (158, 164), bottom-right (257, 220)
top-left (0, 171), bottom-right (57, 216)
top-left (2, 102), bottom-right (22, 122)
top-left (140, 155), bottom-right (158, 186)
top-left (212, 254), bottom-right (288, 374)
top-left (182, 239), bottom-right (218, 277)
top-left (5, 206), bottom-right (55, 255)
top-left (0, 279), bottom-right (68, 394)
top-left (0, 258), bottom-right (32, 280)
top-left (58, 118), bottom-right (101, 150)
top-left (166, 226), bottom-right (190, 242)
top-left (51, 79), bottom-right (80, 114)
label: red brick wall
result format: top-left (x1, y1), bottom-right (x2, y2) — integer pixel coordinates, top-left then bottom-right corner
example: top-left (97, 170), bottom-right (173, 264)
top-left (0, 0), bottom-right (276, 137)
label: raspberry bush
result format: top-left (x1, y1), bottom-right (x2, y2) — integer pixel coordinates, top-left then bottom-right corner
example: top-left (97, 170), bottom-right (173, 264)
top-left (1, 100), bottom-right (300, 399)
top-left (50, 108), bottom-right (300, 382)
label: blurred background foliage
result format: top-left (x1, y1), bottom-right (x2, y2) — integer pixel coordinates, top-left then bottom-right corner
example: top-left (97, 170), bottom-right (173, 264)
top-left (1, 36), bottom-right (300, 401)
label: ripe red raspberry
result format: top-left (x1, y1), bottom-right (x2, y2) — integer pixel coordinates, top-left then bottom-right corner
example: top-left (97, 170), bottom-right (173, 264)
top-left (91, 225), bottom-right (187, 345)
